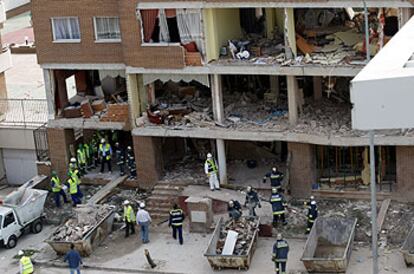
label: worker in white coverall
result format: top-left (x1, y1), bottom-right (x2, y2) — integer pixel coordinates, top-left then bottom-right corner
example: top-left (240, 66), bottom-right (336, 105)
top-left (204, 153), bottom-right (220, 191)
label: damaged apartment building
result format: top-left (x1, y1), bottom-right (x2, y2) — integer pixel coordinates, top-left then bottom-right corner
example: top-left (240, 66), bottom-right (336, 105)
top-left (32, 0), bottom-right (414, 202)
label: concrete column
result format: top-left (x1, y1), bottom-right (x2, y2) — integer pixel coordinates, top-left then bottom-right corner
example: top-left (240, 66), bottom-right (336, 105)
top-left (216, 138), bottom-right (227, 185)
top-left (313, 76), bottom-right (323, 101)
top-left (43, 69), bottom-right (56, 120)
top-left (288, 142), bottom-right (316, 198)
top-left (400, 8), bottom-right (412, 27)
top-left (211, 74), bottom-right (224, 123)
top-left (287, 76), bottom-right (298, 125)
top-left (284, 8), bottom-right (297, 58)
top-left (126, 74), bottom-right (143, 128)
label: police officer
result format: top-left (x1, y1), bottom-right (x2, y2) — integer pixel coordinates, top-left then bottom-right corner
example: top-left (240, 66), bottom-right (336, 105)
top-left (18, 250), bottom-right (34, 274)
top-left (306, 200), bottom-right (318, 234)
top-left (244, 186), bottom-right (261, 217)
top-left (76, 143), bottom-right (87, 175)
top-left (126, 146), bottom-right (137, 179)
top-left (50, 170), bottom-right (68, 208)
top-left (99, 138), bottom-right (112, 173)
top-left (123, 200), bottom-right (136, 238)
top-left (115, 143), bottom-right (125, 176)
top-left (272, 233), bottom-right (289, 274)
top-left (263, 167), bottom-right (284, 192)
top-left (169, 204), bottom-right (185, 245)
top-left (228, 200), bottom-right (242, 221)
top-left (270, 188), bottom-right (287, 226)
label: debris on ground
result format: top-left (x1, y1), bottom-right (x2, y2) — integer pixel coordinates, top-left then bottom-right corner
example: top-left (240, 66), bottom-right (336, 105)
top-left (104, 189), bottom-right (148, 218)
top-left (50, 205), bottom-right (113, 242)
top-left (216, 218), bottom-right (259, 255)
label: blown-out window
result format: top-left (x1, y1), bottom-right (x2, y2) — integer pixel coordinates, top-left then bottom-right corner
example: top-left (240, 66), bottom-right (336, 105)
top-left (51, 17), bottom-right (81, 42)
top-left (94, 17), bottom-right (121, 42)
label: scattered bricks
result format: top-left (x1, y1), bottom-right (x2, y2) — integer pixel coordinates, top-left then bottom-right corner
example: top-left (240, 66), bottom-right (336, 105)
top-left (92, 99), bottom-right (106, 112)
top-left (81, 99), bottom-right (94, 118)
top-left (100, 103), bottom-right (129, 123)
top-left (63, 106), bottom-right (82, 118)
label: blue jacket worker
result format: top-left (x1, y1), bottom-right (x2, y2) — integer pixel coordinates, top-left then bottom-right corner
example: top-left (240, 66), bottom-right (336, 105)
top-left (263, 167), bottom-right (284, 190)
top-left (272, 233), bottom-right (289, 274)
top-left (169, 204), bottom-right (185, 245)
top-left (64, 243), bottom-right (83, 274)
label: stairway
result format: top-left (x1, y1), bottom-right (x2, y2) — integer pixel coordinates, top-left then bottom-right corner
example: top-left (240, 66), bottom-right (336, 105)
top-left (146, 181), bottom-right (187, 222)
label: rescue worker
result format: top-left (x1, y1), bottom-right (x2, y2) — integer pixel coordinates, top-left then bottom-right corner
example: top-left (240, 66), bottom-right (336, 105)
top-left (228, 200), bottom-right (242, 221)
top-left (123, 200), bottom-right (136, 238)
top-left (306, 200), bottom-right (318, 234)
top-left (244, 186), bottom-right (261, 217)
top-left (90, 136), bottom-right (99, 168)
top-left (77, 143), bottom-right (87, 175)
top-left (272, 233), bottom-right (289, 274)
top-left (270, 188), bottom-right (287, 226)
top-left (126, 146), bottom-right (137, 179)
top-left (169, 204), bottom-right (185, 245)
top-left (50, 170), bottom-right (68, 208)
top-left (68, 157), bottom-right (83, 201)
top-left (115, 143), bottom-right (125, 176)
top-left (99, 138), bottom-right (112, 173)
top-left (204, 153), bottom-right (220, 191)
top-left (67, 174), bottom-right (81, 206)
top-left (304, 195), bottom-right (316, 208)
top-left (263, 167), bottom-right (284, 192)
top-left (69, 157), bottom-right (78, 173)
top-left (18, 250), bottom-right (34, 274)
top-left (83, 142), bottom-right (91, 170)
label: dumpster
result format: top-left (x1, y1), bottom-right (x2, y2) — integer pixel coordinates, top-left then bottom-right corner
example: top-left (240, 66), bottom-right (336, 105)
top-left (301, 216), bottom-right (357, 273)
top-left (401, 225), bottom-right (414, 267)
top-left (46, 205), bottom-right (115, 256)
top-left (204, 217), bottom-right (259, 270)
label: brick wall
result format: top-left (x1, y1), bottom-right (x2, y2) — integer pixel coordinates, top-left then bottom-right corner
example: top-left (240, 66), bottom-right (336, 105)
top-left (32, 0), bottom-right (185, 68)
top-left (288, 142), bottom-right (315, 198)
top-left (133, 136), bottom-right (163, 189)
top-left (47, 128), bottom-right (74, 179)
top-left (395, 146), bottom-right (414, 202)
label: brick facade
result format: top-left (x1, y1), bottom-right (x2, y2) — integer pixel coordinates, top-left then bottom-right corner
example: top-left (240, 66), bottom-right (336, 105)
top-left (395, 146), bottom-right (414, 202)
top-left (288, 142), bottom-right (315, 198)
top-left (47, 127), bottom-right (74, 179)
top-left (32, 0), bottom-right (185, 68)
top-left (133, 136), bottom-right (163, 189)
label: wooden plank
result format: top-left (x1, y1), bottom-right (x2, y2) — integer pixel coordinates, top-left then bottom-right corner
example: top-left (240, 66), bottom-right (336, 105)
top-left (87, 175), bottom-right (127, 205)
top-left (377, 198), bottom-right (391, 232)
top-left (222, 230), bottom-right (238, 255)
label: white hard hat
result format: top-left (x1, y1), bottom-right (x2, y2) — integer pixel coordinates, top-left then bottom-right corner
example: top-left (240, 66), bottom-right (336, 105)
top-left (207, 153), bottom-right (212, 158)
top-left (139, 202), bottom-right (145, 209)
top-left (123, 200), bottom-right (130, 205)
top-left (228, 200), bottom-right (234, 206)
top-left (272, 167), bottom-right (277, 172)
top-left (101, 138), bottom-right (105, 143)
top-left (247, 186), bottom-right (252, 191)
top-left (18, 250), bottom-right (24, 256)
top-left (272, 187), bottom-right (277, 193)
top-left (310, 196), bottom-right (315, 200)
top-left (311, 201), bottom-right (317, 205)
top-left (127, 146), bottom-right (132, 150)
top-left (70, 157), bottom-right (76, 163)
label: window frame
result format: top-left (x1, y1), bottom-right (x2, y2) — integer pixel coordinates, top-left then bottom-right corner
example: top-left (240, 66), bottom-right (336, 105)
top-left (51, 16), bottom-right (81, 43)
top-left (93, 16), bottom-right (122, 43)
top-left (3, 212), bottom-right (15, 228)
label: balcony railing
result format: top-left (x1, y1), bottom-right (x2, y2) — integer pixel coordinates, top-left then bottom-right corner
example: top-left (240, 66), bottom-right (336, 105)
top-left (0, 98), bottom-right (48, 128)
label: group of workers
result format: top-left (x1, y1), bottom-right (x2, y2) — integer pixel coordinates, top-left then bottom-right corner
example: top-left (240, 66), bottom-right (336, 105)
top-left (122, 200), bottom-right (185, 245)
top-left (50, 131), bottom-right (137, 208)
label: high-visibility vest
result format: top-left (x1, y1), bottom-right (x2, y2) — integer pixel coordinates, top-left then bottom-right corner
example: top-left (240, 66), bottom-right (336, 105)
top-left (20, 256), bottom-right (34, 274)
top-left (68, 178), bottom-right (78, 194)
top-left (99, 144), bottom-right (111, 160)
top-left (205, 159), bottom-right (217, 174)
top-left (84, 144), bottom-right (90, 159)
top-left (51, 176), bottom-right (62, 192)
top-left (169, 209), bottom-right (184, 226)
top-left (77, 148), bottom-right (86, 164)
top-left (123, 205), bottom-right (135, 222)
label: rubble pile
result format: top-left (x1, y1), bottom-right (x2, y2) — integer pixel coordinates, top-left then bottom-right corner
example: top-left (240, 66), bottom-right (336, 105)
top-left (163, 156), bottom-right (205, 184)
top-left (383, 203), bottom-right (414, 247)
top-left (51, 205), bottom-right (112, 242)
top-left (216, 218), bottom-right (259, 256)
top-left (105, 189), bottom-right (148, 216)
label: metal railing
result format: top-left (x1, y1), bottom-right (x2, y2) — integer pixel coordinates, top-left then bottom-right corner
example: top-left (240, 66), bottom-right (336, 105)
top-left (33, 123), bottom-right (49, 161)
top-left (0, 98), bottom-right (48, 127)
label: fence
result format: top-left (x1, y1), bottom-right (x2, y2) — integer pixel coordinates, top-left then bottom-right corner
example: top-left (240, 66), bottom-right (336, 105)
top-left (0, 98), bottom-right (48, 127)
top-left (33, 123), bottom-right (49, 161)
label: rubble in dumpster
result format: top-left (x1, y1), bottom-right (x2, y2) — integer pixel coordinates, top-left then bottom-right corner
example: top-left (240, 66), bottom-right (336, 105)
top-left (216, 218), bottom-right (259, 255)
top-left (50, 205), bottom-right (113, 242)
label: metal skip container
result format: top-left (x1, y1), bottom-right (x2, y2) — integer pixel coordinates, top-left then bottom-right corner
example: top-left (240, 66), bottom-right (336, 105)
top-left (401, 225), bottom-right (414, 267)
top-left (301, 216), bottom-right (357, 273)
top-left (46, 205), bottom-right (115, 256)
top-left (204, 217), bottom-right (260, 271)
